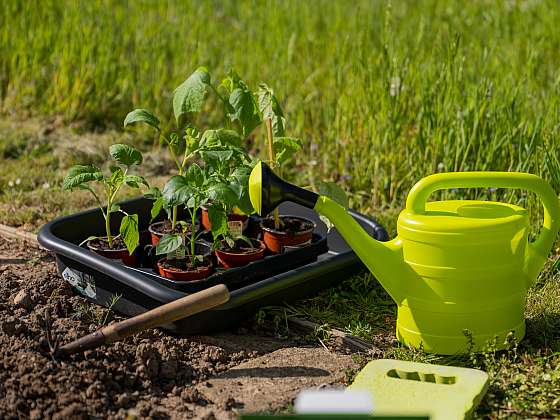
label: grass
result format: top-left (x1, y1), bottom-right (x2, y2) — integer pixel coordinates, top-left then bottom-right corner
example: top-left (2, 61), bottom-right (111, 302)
top-left (1, 0), bottom-right (560, 417)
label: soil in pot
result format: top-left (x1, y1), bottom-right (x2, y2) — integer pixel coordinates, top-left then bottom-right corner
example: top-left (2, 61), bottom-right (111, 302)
top-left (87, 237), bottom-right (137, 267)
top-left (215, 239), bottom-right (266, 268)
top-left (261, 216), bottom-right (316, 254)
top-left (201, 206), bottom-right (248, 232)
top-left (157, 257), bottom-right (214, 281)
top-left (148, 220), bottom-right (199, 246)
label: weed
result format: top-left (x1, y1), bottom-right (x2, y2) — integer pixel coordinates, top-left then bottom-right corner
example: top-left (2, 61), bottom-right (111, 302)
top-left (72, 293), bottom-right (122, 327)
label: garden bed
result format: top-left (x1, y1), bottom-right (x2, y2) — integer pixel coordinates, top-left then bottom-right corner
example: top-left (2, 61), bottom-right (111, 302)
top-left (0, 234), bottom-right (361, 418)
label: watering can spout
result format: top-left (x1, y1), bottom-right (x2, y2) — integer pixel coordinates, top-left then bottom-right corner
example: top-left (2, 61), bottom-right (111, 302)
top-left (248, 162), bottom-right (407, 303)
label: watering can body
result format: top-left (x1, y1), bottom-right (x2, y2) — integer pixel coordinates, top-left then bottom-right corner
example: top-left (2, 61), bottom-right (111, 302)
top-left (249, 165), bottom-right (560, 354)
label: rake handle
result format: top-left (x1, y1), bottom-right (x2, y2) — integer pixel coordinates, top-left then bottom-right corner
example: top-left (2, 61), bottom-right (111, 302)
top-left (56, 284), bottom-right (229, 358)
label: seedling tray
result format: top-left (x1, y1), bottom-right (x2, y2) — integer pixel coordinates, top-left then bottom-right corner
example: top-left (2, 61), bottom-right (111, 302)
top-left (38, 197), bottom-right (389, 334)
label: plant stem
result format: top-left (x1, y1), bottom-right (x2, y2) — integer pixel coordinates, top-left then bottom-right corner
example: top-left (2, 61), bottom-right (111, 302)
top-left (265, 118), bottom-right (280, 230)
top-left (105, 202), bottom-right (113, 248)
top-left (190, 200), bottom-right (197, 266)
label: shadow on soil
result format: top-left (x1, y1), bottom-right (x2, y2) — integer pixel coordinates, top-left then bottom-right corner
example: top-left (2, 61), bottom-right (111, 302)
top-left (220, 366), bottom-right (330, 379)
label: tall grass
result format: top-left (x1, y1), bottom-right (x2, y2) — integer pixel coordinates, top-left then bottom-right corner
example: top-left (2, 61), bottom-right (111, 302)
top-left (1, 0), bottom-right (560, 211)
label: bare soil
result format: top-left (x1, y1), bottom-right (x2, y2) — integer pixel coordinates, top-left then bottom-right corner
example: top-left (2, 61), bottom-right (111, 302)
top-left (262, 217), bottom-right (314, 234)
top-left (159, 257), bottom-right (212, 272)
top-left (150, 220), bottom-right (196, 236)
top-left (88, 236), bottom-right (128, 251)
top-left (220, 239), bottom-right (263, 255)
top-left (0, 235), bottom-right (358, 419)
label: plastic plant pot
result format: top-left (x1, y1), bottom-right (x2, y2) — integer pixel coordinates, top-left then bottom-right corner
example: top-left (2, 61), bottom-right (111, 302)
top-left (201, 205), bottom-right (248, 232)
top-left (215, 239), bottom-right (266, 268)
top-left (148, 220), bottom-right (199, 246)
top-left (157, 258), bottom-right (214, 281)
top-left (156, 240), bottom-right (213, 281)
top-left (87, 238), bottom-right (137, 267)
top-left (261, 215), bottom-right (316, 254)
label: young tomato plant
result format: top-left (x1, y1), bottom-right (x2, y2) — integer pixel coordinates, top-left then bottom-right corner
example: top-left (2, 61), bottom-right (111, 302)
top-left (155, 163), bottom-right (208, 266)
top-left (62, 144), bottom-right (147, 254)
top-left (154, 163), bottom-right (235, 268)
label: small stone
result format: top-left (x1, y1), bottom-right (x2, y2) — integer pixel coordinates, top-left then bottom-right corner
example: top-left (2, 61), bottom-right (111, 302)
top-left (13, 290), bottom-right (33, 310)
top-left (181, 388), bottom-right (202, 403)
top-left (53, 403), bottom-right (87, 420)
top-left (0, 317), bottom-right (26, 335)
top-left (116, 393), bottom-right (130, 408)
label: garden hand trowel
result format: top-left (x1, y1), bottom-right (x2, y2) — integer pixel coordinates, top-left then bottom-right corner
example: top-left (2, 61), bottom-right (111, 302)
top-left (54, 284), bottom-right (229, 358)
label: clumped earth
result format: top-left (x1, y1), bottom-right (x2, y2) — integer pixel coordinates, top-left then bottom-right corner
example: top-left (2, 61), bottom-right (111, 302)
top-left (0, 236), bottom-right (359, 419)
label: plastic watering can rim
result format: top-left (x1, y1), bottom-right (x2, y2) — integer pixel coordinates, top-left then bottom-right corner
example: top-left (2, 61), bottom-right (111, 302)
top-left (402, 171), bottom-right (560, 264)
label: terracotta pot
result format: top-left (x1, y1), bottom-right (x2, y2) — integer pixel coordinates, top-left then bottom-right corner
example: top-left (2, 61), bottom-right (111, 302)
top-left (215, 239), bottom-right (266, 268)
top-left (157, 258), bottom-right (214, 281)
top-left (201, 206), bottom-right (248, 232)
top-left (148, 220), bottom-right (199, 246)
top-left (87, 239), bottom-right (137, 267)
top-left (260, 216), bottom-right (316, 254)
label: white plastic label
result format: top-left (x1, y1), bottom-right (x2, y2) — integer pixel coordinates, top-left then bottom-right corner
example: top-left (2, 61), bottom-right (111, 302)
top-left (62, 267), bottom-right (96, 299)
top-left (228, 220), bottom-right (243, 237)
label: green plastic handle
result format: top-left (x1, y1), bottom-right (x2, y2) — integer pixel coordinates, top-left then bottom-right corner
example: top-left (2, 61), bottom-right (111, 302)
top-left (406, 171), bottom-right (560, 259)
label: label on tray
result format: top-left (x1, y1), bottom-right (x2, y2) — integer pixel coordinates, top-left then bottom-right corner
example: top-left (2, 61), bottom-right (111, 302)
top-left (228, 220), bottom-right (243, 237)
top-left (62, 267), bottom-right (97, 299)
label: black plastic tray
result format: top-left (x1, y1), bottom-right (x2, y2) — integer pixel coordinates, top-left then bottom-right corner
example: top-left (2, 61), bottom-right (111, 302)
top-left (38, 198), bottom-right (389, 334)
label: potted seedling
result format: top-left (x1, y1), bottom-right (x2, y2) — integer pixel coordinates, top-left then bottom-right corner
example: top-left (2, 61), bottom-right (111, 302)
top-left (197, 129), bottom-right (255, 231)
top-left (206, 169), bottom-right (266, 268)
top-left (124, 67), bottom-right (254, 243)
top-left (256, 84), bottom-right (317, 253)
top-left (154, 163), bottom-right (234, 281)
top-left (62, 144), bottom-right (147, 266)
top-left (124, 113), bottom-right (201, 245)
top-left (211, 212), bottom-right (266, 268)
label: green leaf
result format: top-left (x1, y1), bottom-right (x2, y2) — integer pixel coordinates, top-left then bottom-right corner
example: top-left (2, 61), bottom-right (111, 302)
top-left (123, 109), bottom-right (160, 130)
top-left (208, 204), bottom-right (228, 240)
top-left (273, 137), bottom-right (303, 165)
top-left (163, 175), bottom-right (192, 207)
top-left (144, 186), bottom-right (162, 200)
top-left (221, 68), bottom-right (242, 93)
top-left (185, 163), bottom-right (205, 188)
top-left (173, 67), bottom-right (211, 124)
top-left (156, 233), bottom-right (183, 255)
top-left (124, 174), bottom-right (148, 188)
top-left (229, 166), bottom-right (253, 215)
top-left (150, 196), bottom-right (164, 221)
top-left (200, 148), bottom-right (234, 163)
top-left (257, 83), bottom-right (285, 136)
top-left (207, 182), bottom-right (238, 207)
top-left (109, 203), bottom-right (121, 214)
top-left (62, 165), bottom-right (103, 190)
top-left (229, 87), bottom-right (261, 137)
top-left (107, 166), bottom-right (124, 187)
top-left (119, 214), bottom-right (139, 255)
top-left (317, 181), bottom-right (349, 208)
top-left (109, 143), bottom-right (143, 166)
top-left (200, 129), bottom-right (243, 148)
top-left (78, 235), bottom-right (99, 247)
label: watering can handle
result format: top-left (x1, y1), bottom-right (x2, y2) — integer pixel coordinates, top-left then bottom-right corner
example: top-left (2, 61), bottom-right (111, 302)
top-left (406, 171), bottom-right (560, 262)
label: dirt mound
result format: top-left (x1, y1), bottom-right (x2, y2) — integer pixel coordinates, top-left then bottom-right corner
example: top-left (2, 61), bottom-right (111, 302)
top-left (0, 237), bottom-right (356, 418)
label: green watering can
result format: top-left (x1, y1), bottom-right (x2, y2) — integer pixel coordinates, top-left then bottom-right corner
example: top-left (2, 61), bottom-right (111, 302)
top-left (249, 163), bottom-right (560, 354)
